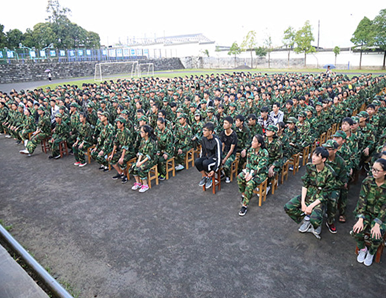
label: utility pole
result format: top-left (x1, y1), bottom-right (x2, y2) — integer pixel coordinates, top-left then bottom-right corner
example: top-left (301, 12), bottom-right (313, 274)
top-left (317, 20), bottom-right (320, 49)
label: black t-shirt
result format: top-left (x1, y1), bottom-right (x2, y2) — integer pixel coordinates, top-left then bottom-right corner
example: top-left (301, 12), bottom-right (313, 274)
top-left (220, 130), bottom-right (238, 156)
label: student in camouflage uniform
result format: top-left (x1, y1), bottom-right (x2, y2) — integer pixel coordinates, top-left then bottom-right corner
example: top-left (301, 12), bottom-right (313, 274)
top-left (357, 111), bottom-right (376, 164)
top-left (67, 102), bottom-right (81, 148)
top-left (265, 125), bottom-right (284, 192)
top-left (91, 112), bottom-right (115, 171)
top-left (353, 158), bottom-right (386, 267)
top-left (130, 125), bottom-right (158, 193)
top-left (247, 114), bottom-right (262, 137)
top-left (20, 106), bottom-right (51, 156)
top-left (72, 112), bottom-right (93, 167)
top-left (235, 114), bottom-right (251, 172)
top-left (191, 111), bottom-right (204, 149)
top-left (109, 117), bottom-right (134, 183)
top-left (19, 108), bottom-right (36, 148)
top-left (155, 117), bottom-right (174, 180)
top-left (174, 113), bottom-right (193, 170)
top-left (238, 134), bottom-right (269, 216)
top-left (220, 116), bottom-right (238, 183)
top-left (296, 111), bottom-right (312, 150)
top-left (284, 147), bottom-right (336, 239)
top-left (322, 140), bottom-right (348, 233)
top-left (0, 101), bottom-right (9, 134)
top-left (48, 113), bottom-right (69, 159)
top-left (285, 117), bottom-right (301, 158)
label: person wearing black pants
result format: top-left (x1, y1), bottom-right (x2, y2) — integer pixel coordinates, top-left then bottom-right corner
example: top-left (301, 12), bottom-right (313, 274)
top-left (195, 122), bottom-right (222, 189)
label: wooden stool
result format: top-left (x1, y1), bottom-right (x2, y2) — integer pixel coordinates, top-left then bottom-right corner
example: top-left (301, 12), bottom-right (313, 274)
top-left (253, 178), bottom-right (268, 206)
top-left (355, 232), bottom-right (386, 263)
top-left (289, 153), bottom-right (300, 175)
top-left (194, 145), bottom-right (202, 158)
top-left (271, 173), bottom-right (279, 195)
top-left (281, 160), bottom-right (289, 184)
top-left (147, 165), bottom-right (159, 188)
top-left (125, 157), bottom-right (137, 180)
top-left (166, 157), bottom-right (175, 180)
top-left (326, 128), bottom-right (332, 140)
top-left (59, 140), bottom-right (69, 158)
top-left (28, 132), bottom-right (33, 140)
top-left (41, 137), bottom-right (50, 153)
top-left (310, 141), bottom-right (317, 156)
top-left (203, 169), bottom-right (221, 194)
top-left (302, 146), bottom-right (310, 166)
top-left (331, 123), bottom-right (338, 134)
top-left (86, 145), bottom-right (96, 164)
top-left (229, 157), bottom-right (239, 182)
top-left (185, 148), bottom-right (195, 170)
top-left (319, 132), bottom-right (327, 146)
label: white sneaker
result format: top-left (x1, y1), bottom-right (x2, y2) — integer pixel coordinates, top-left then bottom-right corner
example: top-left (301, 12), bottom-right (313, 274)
top-left (131, 182), bottom-right (142, 190)
top-left (364, 251), bottom-right (374, 266)
top-left (19, 149), bottom-right (29, 155)
top-left (5, 135), bottom-right (11, 138)
top-left (175, 164), bottom-right (184, 171)
top-left (266, 185), bottom-right (271, 195)
top-left (357, 247), bottom-right (367, 263)
top-left (225, 177), bottom-right (231, 183)
top-left (298, 217), bottom-right (311, 233)
top-left (139, 184), bottom-right (149, 193)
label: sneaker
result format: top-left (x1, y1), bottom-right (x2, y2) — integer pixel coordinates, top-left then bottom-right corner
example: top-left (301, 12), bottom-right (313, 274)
top-left (158, 174), bottom-right (166, 181)
top-left (54, 155), bottom-right (61, 159)
top-left (112, 173), bottom-right (124, 180)
top-left (308, 225), bottom-right (322, 239)
top-left (121, 176), bottom-right (128, 184)
top-left (364, 252), bottom-right (374, 266)
top-left (79, 162), bottom-right (87, 167)
top-left (225, 177), bottom-right (231, 184)
top-left (98, 165), bottom-right (105, 170)
top-left (205, 177), bottom-right (213, 189)
top-left (298, 217), bottom-right (311, 233)
top-left (5, 135), bottom-right (11, 138)
top-left (266, 185), bottom-right (271, 196)
top-left (48, 155), bottom-right (55, 159)
top-left (175, 164), bottom-right (184, 171)
top-left (139, 184), bottom-right (149, 193)
top-left (357, 247), bottom-right (367, 264)
top-left (239, 206), bottom-right (248, 216)
top-left (198, 177), bottom-right (208, 187)
top-left (326, 222), bottom-right (337, 234)
top-left (19, 149), bottom-right (30, 155)
top-left (131, 182), bottom-right (142, 190)
top-left (16, 140), bottom-right (21, 145)
top-left (74, 161), bottom-right (81, 166)
top-left (103, 166), bottom-right (109, 172)
top-left (289, 165), bottom-right (294, 171)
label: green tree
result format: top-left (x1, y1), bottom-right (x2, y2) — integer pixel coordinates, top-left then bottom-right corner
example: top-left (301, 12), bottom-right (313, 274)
top-left (283, 26), bottom-right (296, 68)
top-left (241, 30), bottom-right (257, 68)
top-left (333, 46), bottom-right (340, 66)
top-left (6, 29), bottom-right (24, 49)
top-left (31, 23), bottom-right (57, 48)
top-left (373, 9), bottom-right (386, 69)
top-left (228, 41), bottom-right (241, 67)
top-left (22, 28), bottom-right (35, 48)
top-left (350, 16), bottom-right (375, 70)
top-left (294, 20), bottom-right (316, 67)
top-left (255, 46), bottom-right (267, 58)
top-left (0, 24), bottom-right (6, 48)
top-left (85, 31), bottom-right (101, 48)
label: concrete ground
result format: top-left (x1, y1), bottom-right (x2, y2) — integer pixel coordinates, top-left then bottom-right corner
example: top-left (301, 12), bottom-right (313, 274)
top-left (0, 137), bottom-right (385, 298)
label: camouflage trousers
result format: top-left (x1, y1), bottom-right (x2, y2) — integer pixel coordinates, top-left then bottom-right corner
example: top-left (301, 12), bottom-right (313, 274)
top-left (10, 127), bottom-right (21, 140)
top-left (326, 190), bottom-right (340, 224)
top-left (91, 150), bottom-right (109, 167)
top-left (73, 143), bottom-right (91, 164)
top-left (338, 187), bottom-right (348, 216)
top-left (237, 171), bottom-right (266, 206)
top-left (284, 195), bottom-right (325, 229)
top-left (129, 160), bottom-right (155, 180)
top-left (157, 154), bottom-right (169, 176)
top-left (19, 129), bottom-right (34, 141)
top-left (26, 132), bottom-right (49, 154)
top-left (175, 148), bottom-right (190, 166)
top-left (222, 154), bottom-right (235, 178)
top-left (109, 150), bottom-right (134, 170)
top-left (67, 133), bottom-right (77, 148)
top-left (49, 138), bottom-right (65, 157)
top-left (354, 218), bottom-right (386, 255)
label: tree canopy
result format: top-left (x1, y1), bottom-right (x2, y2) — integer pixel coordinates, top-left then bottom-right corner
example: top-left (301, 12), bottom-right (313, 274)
top-left (293, 20), bottom-right (316, 67)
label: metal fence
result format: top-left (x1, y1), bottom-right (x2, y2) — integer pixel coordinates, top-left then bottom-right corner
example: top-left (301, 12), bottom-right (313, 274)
top-left (0, 47), bottom-right (151, 64)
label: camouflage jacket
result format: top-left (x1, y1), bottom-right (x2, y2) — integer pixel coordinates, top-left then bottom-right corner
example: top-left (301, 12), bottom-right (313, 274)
top-left (155, 126), bottom-right (174, 157)
top-left (22, 115), bottom-right (36, 132)
top-left (96, 122), bottom-right (115, 153)
top-left (245, 147), bottom-right (269, 177)
top-left (325, 153), bottom-right (348, 190)
top-left (174, 123), bottom-right (192, 151)
top-left (37, 114), bottom-right (51, 135)
top-left (266, 138), bottom-right (284, 169)
top-left (137, 138), bottom-right (157, 163)
top-left (76, 122), bottom-right (93, 145)
top-left (113, 127), bottom-right (132, 153)
top-left (354, 177), bottom-right (386, 225)
top-left (235, 125), bottom-right (251, 152)
top-left (52, 121), bottom-right (69, 140)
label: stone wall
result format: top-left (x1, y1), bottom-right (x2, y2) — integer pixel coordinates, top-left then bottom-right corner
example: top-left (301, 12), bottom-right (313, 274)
top-left (180, 56), bottom-right (305, 69)
top-left (0, 58), bottom-right (185, 84)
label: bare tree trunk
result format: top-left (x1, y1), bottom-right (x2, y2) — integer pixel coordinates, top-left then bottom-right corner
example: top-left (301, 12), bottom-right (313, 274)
top-left (268, 52), bottom-right (271, 68)
top-left (288, 50), bottom-right (290, 68)
top-left (383, 51), bottom-right (386, 70)
top-left (304, 52), bottom-right (307, 68)
top-left (335, 55), bottom-right (337, 66)
top-left (250, 51), bottom-right (253, 68)
top-left (359, 50), bottom-right (362, 70)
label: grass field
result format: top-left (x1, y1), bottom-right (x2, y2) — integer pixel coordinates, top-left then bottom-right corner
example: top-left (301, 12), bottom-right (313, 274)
top-left (37, 68), bottom-right (386, 90)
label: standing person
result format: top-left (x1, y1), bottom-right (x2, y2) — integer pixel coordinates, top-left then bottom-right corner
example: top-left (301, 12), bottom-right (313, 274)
top-left (130, 125), bottom-right (158, 193)
top-left (220, 116), bottom-right (238, 183)
top-left (48, 71), bottom-right (52, 81)
top-left (195, 122), bottom-right (222, 189)
top-left (237, 134), bottom-right (269, 216)
top-left (353, 158), bottom-right (386, 267)
top-left (284, 147), bottom-right (336, 239)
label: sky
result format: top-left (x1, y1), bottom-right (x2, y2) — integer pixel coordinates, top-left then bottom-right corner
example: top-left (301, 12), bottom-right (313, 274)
top-left (1, 0), bottom-right (385, 48)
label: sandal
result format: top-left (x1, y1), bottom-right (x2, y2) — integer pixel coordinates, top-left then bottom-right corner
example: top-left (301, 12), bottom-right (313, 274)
top-left (339, 215), bottom-right (346, 223)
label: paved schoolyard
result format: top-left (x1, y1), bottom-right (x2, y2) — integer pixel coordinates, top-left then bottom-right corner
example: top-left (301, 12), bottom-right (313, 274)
top-left (0, 138), bottom-right (385, 298)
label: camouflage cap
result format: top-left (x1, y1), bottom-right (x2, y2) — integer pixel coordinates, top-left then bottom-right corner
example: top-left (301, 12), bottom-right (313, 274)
top-left (115, 117), bottom-right (126, 124)
top-left (351, 116), bottom-right (359, 124)
top-left (358, 111), bottom-right (369, 118)
top-left (332, 130), bottom-right (347, 140)
top-left (190, 103), bottom-right (197, 108)
top-left (266, 124), bottom-right (278, 133)
top-left (58, 105), bottom-right (66, 110)
top-left (101, 111), bottom-right (109, 118)
top-left (239, 97), bottom-right (246, 102)
top-left (287, 117), bottom-right (297, 124)
top-left (70, 102), bottom-right (79, 108)
top-left (322, 139), bottom-right (338, 149)
top-left (207, 106), bottom-right (215, 113)
top-left (87, 102), bottom-right (95, 108)
top-left (176, 107), bottom-right (184, 113)
top-left (54, 113), bottom-right (62, 118)
top-left (230, 103), bottom-right (237, 108)
top-left (314, 101), bottom-right (323, 107)
top-left (138, 115), bottom-right (148, 122)
top-left (200, 100), bottom-right (207, 105)
top-left (120, 110), bottom-right (129, 115)
top-left (37, 106), bottom-right (45, 111)
top-left (177, 113), bottom-right (188, 120)
top-left (372, 100), bottom-right (381, 106)
top-left (298, 111), bottom-right (306, 118)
